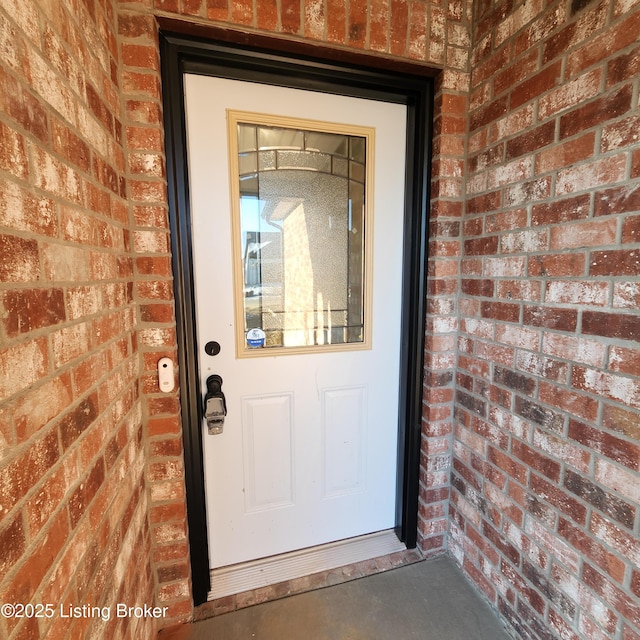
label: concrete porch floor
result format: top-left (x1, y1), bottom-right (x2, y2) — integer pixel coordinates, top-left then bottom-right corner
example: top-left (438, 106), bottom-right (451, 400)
top-left (159, 556), bottom-right (513, 640)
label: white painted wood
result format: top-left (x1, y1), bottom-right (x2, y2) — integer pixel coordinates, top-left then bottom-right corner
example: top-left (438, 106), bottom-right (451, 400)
top-left (208, 529), bottom-right (406, 600)
top-left (242, 394), bottom-right (294, 511)
top-left (322, 386), bottom-right (366, 497)
top-left (184, 74), bottom-right (407, 570)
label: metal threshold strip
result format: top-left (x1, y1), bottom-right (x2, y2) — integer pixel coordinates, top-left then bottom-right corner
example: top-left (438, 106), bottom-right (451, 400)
top-left (208, 529), bottom-right (406, 600)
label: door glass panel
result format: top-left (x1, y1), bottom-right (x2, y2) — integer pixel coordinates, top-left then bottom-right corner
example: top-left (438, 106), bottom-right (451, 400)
top-left (228, 112), bottom-right (374, 356)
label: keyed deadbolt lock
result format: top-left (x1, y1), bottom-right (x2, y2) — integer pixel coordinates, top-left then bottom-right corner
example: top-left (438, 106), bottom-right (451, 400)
top-left (203, 375), bottom-right (227, 435)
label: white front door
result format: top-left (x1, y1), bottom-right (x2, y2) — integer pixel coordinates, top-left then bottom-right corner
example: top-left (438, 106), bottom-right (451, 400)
top-left (184, 74), bottom-right (407, 571)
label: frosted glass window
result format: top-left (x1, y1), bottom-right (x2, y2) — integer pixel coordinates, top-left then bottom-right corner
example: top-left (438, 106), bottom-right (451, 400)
top-left (231, 117), bottom-right (371, 355)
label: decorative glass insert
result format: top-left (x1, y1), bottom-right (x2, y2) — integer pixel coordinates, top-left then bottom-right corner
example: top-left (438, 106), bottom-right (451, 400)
top-left (227, 111), bottom-right (374, 356)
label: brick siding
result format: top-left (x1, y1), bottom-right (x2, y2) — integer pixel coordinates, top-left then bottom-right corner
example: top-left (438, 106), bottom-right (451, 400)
top-left (0, 0), bottom-right (156, 639)
top-left (452, 0), bottom-right (640, 638)
top-left (1, 0), bottom-right (638, 637)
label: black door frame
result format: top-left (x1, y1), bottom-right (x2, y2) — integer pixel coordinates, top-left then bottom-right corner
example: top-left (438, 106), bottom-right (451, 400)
top-left (160, 31), bottom-right (433, 606)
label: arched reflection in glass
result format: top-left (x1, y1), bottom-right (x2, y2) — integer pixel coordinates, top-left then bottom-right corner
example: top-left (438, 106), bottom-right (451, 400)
top-left (228, 112), bottom-right (373, 355)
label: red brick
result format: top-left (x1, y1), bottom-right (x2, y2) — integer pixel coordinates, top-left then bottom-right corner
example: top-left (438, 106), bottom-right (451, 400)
top-left (632, 571), bottom-right (640, 599)
top-left (0, 515), bottom-right (26, 576)
top-left (565, 470), bottom-right (635, 529)
top-left (559, 83), bottom-right (633, 139)
top-left (323, 0), bottom-right (346, 43)
top-left (0, 337), bottom-right (50, 404)
top-left (118, 12), bottom-right (157, 38)
top-left (472, 42), bottom-right (511, 87)
top-left (0, 122), bottom-right (28, 179)
top-left (121, 43), bottom-right (160, 70)
top-left (59, 395), bottom-right (99, 451)
top-left (530, 473), bottom-right (587, 524)
top-left (603, 404), bottom-right (640, 441)
top-left (591, 249), bottom-right (640, 277)
top-left (572, 366), bottom-right (640, 411)
top-left (583, 564), bottom-right (640, 624)
top-left (461, 278), bottom-right (494, 297)
top-left (231, 0), bottom-right (253, 24)
top-left (136, 256), bottom-right (173, 276)
top-left (622, 214), bottom-right (640, 244)
top-left (2, 288), bottom-right (65, 336)
top-left (488, 446), bottom-right (528, 484)
top-left (596, 458), bottom-right (640, 506)
top-left (494, 48), bottom-right (538, 97)
top-left (595, 183), bottom-right (640, 218)
top-left (0, 234), bottom-right (40, 282)
top-left (550, 218), bottom-right (618, 250)
top-left (3, 75), bottom-right (49, 143)
top-left (183, 0), bottom-right (205, 16)
top-left (255, 0), bottom-right (277, 29)
top-left (582, 310), bottom-right (640, 341)
top-left (510, 61), bottom-right (562, 110)
top-left (481, 301), bottom-right (520, 322)
top-left (608, 43), bottom-right (640, 85)
top-left (496, 280), bottom-right (542, 301)
top-left (206, 0), bottom-right (228, 19)
top-left (567, 9), bottom-right (640, 77)
top-left (528, 252), bottom-right (586, 277)
top-left (464, 235), bottom-right (498, 256)
top-left (140, 303), bottom-right (175, 323)
top-left (504, 176), bottom-right (551, 207)
top-left (633, 148), bottom-right (640, 179)
top-left (512, 440), bottom-right (560, 482)
top-left (535, 132), bottom-right (595, 175)
top-left (556, 154), bottom-right (628, 197)
top-left (531, 194), bottom-right (590, 227)
top-left (569, 419), bottom-right (640, 472)
top-left (539, 384), bottom-right (598, 422)
top-left (523, 305), bottom-right (577, 331)
top-left (609, 345), bottom-right (640, 377)
top-left (470, 96), bottom-right (509, 132)
top-left (482, 520), bottom-right (521, 565)
top-left (506, 122), bottom-right (555, 161)
top-left (546, 280), bottom-right (608, 306)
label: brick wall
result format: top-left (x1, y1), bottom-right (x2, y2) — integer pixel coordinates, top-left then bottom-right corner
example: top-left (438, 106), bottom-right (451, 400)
top-left (0, 0), bottom-right (157, 638)
top-left (452, 0), bottom-right (640, 637)
top-left (3, 0), bottom-right (638, 637)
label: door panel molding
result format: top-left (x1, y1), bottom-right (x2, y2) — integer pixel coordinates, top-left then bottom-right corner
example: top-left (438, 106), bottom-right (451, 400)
top-left (160, 32), bottom-right (433, 606)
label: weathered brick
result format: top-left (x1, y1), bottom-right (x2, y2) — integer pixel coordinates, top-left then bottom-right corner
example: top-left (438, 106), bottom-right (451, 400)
top-left (582, 310), bottom-right (640, 341)
top-left (583, 564), bottom-right (640, 625)
top-left (0, 234), bottom-right (40, 282)
top-left (0, 338), bottom-right (49, 403)
top-left (481, 301), bottom-right (520, 322)
top-left (559, 83), bottom-right (633, 139)
top-left (523, 305), bottom-right (577, 331)
top-left (2, 288), bottom-right (66, 337)
top-left (510, 61), bottom-right (562, 110)
top-left (569, 419), bottom-right (640, 471)
top-left (590, 249), bottom-right (640, 277)
top-left (565, 469), bottom-right (636, 529)
top-left (528, 252), bottom-right (586, 277)
top-left (0, 516), bottom-right (26, 575)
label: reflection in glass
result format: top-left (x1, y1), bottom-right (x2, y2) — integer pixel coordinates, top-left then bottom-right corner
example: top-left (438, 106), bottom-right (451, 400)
top-left (236, 122), bottom-right (368, 351)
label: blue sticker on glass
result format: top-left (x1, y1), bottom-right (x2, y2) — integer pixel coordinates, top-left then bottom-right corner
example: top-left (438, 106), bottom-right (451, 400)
top-left (246, 328), bottom-right (266, 348)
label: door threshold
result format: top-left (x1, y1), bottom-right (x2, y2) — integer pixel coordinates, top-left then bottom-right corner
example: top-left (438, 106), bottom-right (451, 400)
top-left (208, 529), bottom-right (406, 601)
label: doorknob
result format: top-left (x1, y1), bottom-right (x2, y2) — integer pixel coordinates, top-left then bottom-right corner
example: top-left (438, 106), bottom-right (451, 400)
top-left (204, 375), bottom-right (227, 435)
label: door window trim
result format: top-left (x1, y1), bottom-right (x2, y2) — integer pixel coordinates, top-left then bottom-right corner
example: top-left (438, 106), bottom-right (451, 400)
top-left (160, 32), bottom-right (434, 606)
top-left (228, 110), bottom-right (375, 357)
